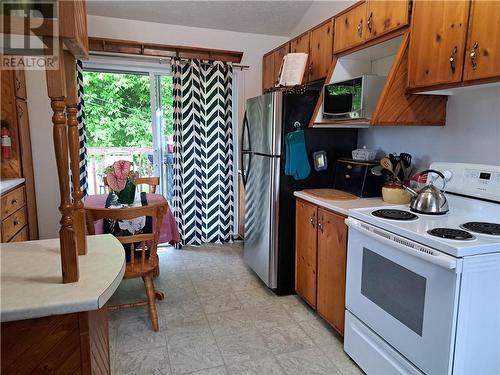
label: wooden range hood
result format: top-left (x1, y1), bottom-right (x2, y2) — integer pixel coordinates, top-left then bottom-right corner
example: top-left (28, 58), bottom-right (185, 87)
top-left (309, 31), bottom-right (448, 127)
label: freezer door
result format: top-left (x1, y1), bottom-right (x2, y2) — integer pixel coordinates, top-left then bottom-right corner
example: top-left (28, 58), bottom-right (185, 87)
top-left (244, 154), bottom-right (280, 288)
top-left (246, 92), bottom-right (282, 156)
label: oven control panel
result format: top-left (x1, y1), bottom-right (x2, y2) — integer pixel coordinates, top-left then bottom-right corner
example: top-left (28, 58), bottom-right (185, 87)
top-left (429, 162), bottom-right (500, 202)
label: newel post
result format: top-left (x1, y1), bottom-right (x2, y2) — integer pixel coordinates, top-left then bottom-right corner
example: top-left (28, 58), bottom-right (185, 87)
top-left (45, 39), bottom-right (79, 283)
top-left (64, 50), bottom-right (87, 256)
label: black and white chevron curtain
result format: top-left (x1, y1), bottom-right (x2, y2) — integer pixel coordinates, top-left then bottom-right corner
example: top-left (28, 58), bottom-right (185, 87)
top-left (74, 60), bottom-right (88, 197)
top-left (172, 59), bottom-right (234, 245)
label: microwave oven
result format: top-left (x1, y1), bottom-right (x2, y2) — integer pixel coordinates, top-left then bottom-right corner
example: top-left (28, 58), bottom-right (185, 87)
top-left (323, 75), bottom-right (386, 120)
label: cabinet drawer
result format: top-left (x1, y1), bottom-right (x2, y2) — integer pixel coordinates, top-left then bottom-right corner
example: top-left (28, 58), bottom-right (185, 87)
top-left (8, 225), bottom-right (28, 242)
top-left (2, 207), bottom-right (27, 242)
top-left (1, 186), bottom-right (26, 219)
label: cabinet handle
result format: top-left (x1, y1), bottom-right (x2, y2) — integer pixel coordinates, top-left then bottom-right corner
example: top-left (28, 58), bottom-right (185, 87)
top-left (310, 213), bottom-right (316, 228)
top-left (470, 41), bottom-right (478, 70)
top-left (449, 46), bottom-right (457, 74)
top-left (347, 164), bottom-right (353, 170)
top-left (367, 12), bottom-right (373, 33)
top-left (11, 199), bottom-right (18, 205)
top-left (318, 216), bottom-right (324, 233)
top-left (357, 20), bottom-right (363, 38)
top-left (345, 174), bottom-right (351, 179)
top-left (13, 220), bottom-right (19, 226)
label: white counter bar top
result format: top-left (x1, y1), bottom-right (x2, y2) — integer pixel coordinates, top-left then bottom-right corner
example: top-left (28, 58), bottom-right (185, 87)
top-left (294, 190), bottom-right (391, 216)
top-left (0, 234), bottom-right (125, 322)
top-left (0, 178), bottom-right (25, 194)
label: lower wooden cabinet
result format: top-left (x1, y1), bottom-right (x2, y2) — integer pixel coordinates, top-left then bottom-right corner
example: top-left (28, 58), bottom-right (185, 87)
top-left (1, 185), bottom-right (29, 243)
top-left (317, 208), bottom-right (347, 335)
top-left (295, 199), bottom-right (348, 335)
top-left (295, 199), bottom-right (318, 308)
top-left (1, 307), bottom-right (110, 375)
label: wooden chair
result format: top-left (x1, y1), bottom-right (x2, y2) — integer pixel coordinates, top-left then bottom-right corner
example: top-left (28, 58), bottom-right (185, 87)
top-left (103, 176), bottom-right (160, 193)
top-left (85, 202), bottom-right (167, 331)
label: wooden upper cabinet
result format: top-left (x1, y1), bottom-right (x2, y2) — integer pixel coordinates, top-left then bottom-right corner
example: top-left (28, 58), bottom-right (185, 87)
top-left (295, 200), bottom-right (318, 308)
top-left (317, 209), bottom-right (347, 336)
top-left (463, 1), bottom-right (500, 82)
top-left (13, 70), bottom-right (26, 100)
top-left (274, 43), bottom-right (290, 84)
top-left (334, 2), bottom-right (366, 54)
top-left (309, 19), bottom-right (334, 81)
top-left (290, 32), bottom-right (311, 82)
top-left (262, 52), bottom-right (274, 90)
top-left (408, 0), bottom-right (471, 89)
top-left (59, 0), bottom-right (89, 58)
top-left (365, 0), bottom-right (409, 40)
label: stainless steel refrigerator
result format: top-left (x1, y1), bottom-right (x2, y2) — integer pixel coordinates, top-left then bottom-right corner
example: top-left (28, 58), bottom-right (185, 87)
top-left (242, 90), bottom-right (357, 295)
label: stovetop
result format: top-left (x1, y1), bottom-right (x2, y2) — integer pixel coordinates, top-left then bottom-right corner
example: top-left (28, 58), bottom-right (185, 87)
top-left (349, 194), bottom-right (500, 257)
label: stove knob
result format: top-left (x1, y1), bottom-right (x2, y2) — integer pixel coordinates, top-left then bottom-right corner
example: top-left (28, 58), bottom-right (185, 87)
top-left (443, 170), bottom-right (453, 181)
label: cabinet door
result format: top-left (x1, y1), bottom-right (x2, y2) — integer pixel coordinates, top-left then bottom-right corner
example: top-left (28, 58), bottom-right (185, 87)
top-left (365, 0), bottom-right (409, 40)
top-left (463, 1), bottom-right (500, 82)
top-left (408, 0), bottom-right (470, 89)
top-left (295, 200), bottom-right (318, 308)
top-left (290, 32), bottom-right (310, 82)
top-left (13, 70), bottom-right (27, 100)
top-left (16, 99), bottom-right (37, 240)
top-left (317, 209), bottom-right (347, 335)
top-left (262, 52), bottom-right (274, 91)
top-left (309, 19), bottom-right (334, 81)
top-left (273, 44), bottom-right (290, 84)
top-left (334, 2), bottom-right (366, 54)
top-left (0, 71), bottom-right (21, 178)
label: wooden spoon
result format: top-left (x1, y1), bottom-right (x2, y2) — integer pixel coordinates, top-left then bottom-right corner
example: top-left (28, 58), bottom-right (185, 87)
top-left (380, 157), bottom-right (393, 172)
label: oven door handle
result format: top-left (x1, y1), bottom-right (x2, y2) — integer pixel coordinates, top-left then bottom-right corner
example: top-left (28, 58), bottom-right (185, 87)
top-left (345, 217), bottom-right (460, 272)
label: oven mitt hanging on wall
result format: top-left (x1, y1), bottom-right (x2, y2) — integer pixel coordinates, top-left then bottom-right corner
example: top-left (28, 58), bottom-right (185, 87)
top-left (284, 129), bottom-right (311, 180)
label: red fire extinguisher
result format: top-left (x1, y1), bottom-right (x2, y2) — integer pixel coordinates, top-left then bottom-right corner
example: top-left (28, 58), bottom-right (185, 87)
top-left (1, 121), bottom-right (12, 160)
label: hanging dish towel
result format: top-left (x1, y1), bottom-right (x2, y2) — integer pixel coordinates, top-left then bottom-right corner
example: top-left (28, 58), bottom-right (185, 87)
top-left (284, 129), bottom-right (311, 180)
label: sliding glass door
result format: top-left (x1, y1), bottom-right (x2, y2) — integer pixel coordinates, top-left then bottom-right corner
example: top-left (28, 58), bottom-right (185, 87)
top-left (83, 64), bottom-right (173, 198)
top-left (150, 74), bottom-right (174, 200)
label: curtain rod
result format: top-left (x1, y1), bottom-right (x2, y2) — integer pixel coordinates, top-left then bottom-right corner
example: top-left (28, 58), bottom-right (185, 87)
top-left (90, 51), bottom-right (250, 70)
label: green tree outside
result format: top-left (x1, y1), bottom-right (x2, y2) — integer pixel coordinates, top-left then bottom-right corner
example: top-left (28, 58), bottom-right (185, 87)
top-left (83, 71), bottom-right (173, 193)
top-left (83, 71), bottom-right (174, 148)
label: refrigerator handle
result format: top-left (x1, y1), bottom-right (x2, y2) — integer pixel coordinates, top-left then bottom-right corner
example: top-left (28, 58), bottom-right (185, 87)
top-left (241, 112), bottom-right (251, 188)
top-left (241, 111), bottom-right (251, 152)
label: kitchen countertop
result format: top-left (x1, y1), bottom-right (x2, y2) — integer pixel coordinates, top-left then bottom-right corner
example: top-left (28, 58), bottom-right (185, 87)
top-left (0, 178), bottom-right (25, 194)
top-left (294, 189), bottom-right (391, 216)
top-left (0, 234), bottom-right (125, 322)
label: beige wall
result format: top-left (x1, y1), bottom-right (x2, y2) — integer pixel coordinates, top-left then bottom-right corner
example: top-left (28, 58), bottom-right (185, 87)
top-left (26, 16), bottom-right (288, 239)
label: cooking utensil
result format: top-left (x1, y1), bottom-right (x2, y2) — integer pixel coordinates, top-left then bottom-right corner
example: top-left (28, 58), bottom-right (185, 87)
top-left (394, 161), bottom-right (402, 179)
top-left (400, 153), bottom-right (412, 168)
top-left (389, 153), bottom-right (399, 169)
top-left (405, 169), bottom-right (449, 215)
top-left (380, 157), bottom-right (393, 172)
top-left (371, 165), bottom-right (384, 176)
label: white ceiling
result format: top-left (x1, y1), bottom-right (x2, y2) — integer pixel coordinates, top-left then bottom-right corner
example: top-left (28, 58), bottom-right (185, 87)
top-left (87, 1), bottom-right (315, 37)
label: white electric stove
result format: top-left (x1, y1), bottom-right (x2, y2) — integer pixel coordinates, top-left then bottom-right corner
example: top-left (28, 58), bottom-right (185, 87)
top-left (343, 162), bottom-right (500, 375)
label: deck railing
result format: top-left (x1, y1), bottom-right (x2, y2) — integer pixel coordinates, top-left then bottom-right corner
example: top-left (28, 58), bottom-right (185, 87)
top-left (87, 147), bottom-right (154, 195)
top-left (86, 147), bottom-right (175, 201)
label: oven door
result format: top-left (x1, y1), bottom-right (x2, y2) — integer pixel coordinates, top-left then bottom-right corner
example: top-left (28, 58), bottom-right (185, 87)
top-left (345, 218), bottom-right (462, 375)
